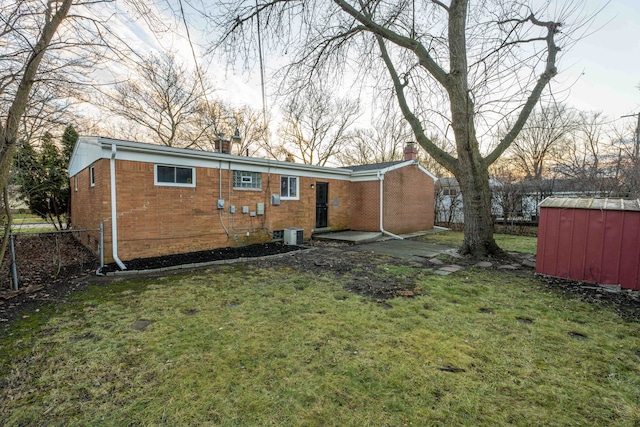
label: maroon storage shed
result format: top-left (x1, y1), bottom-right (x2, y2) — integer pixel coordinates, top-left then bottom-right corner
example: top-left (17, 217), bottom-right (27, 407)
top-left (536, 197), bottom-right (640, 290)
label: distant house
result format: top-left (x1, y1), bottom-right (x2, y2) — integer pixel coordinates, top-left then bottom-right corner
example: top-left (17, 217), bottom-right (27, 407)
top-left (435, 177), bottom-right (614, 224)
top-left (7, 185), bottom-right (29, 213)
top-left (68, 137), bottom-right (435, 267)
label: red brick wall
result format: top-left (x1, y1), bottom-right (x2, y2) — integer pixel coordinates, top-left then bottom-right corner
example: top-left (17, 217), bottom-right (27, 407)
top-left (350, 181), bottom-right (381, 231)
top-left (73, 160), bottom-right (352, 262)
top-left (383, 165), bottom-right (434, 234)
top-left (267, 177), bottom-right (351, 233)
top-left (69, 159), bottom-right (111, 255)
top-left (71, 158), bottom-right (432, 263)
top-left (349, 165), bottom-right (434, 234)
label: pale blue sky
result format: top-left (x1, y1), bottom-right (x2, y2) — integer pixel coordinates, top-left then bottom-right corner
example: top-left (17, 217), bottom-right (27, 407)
top-left (117, 0), bottom-right (640, 130)
top-left (547, 0), bottom-right (639, 121)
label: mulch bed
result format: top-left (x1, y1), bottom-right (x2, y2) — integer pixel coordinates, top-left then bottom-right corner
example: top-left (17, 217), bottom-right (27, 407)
top-left (101, 242), bottom-right (303, 273)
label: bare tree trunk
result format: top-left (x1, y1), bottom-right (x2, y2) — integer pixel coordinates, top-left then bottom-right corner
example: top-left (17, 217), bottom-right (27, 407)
top-left (457, 170), bottom-right (501, 256)
top-left (0, 0), bottom-right (73, 268)
top-left (0, 187), bottom-right (13, 272)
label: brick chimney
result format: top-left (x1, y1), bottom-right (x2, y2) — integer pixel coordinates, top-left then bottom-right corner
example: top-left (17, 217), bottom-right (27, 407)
top-left (404, 143), bottom-right (418, 161)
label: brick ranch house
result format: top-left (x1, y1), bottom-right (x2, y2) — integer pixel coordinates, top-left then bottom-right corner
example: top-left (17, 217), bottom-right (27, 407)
top-left (68, 137), bottom-right (436, 268)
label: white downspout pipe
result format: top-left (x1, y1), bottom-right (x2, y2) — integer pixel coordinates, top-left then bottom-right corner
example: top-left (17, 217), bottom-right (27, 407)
top-left (110, 144), bottom-right (126, 270)
top-left (378, 171), bottom-right (403, 240)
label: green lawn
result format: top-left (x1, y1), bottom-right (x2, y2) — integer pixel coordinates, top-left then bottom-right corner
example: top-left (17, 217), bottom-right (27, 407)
top-left (419, 230), bottom-right (538, 254)
top-left (5, 213), bottom-right (58, 233)
top-left (10, 213), bottom-right (47, 224)
top-left (1, 262), bottom-right (638, 426)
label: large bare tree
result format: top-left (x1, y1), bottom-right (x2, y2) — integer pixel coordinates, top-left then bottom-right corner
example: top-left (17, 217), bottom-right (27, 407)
top-left (215, 0), bottom-right (584, 256)
top-left (554, 111), bottom-right (622, 195)
top-left (338, 108), bottom-right (410, 166)
top-left (506, 104), bottom-right (577, 180)
top-left (1, 0), bottom-right (73, 205)
top-left (0, 0), bottom-right (169, 270)
top-left (277, 85), bottom-right (360, 166)
top-left (103, 52), bottom-right (214, 148)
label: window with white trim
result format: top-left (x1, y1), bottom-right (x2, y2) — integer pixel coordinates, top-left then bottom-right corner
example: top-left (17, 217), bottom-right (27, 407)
top-left (90, 166), bottom-right (95, 187)
top-left (155, 164), bottom-right (195, 187)
top-left (233, 171), bottom-right (262, 190)
top-left (280, 176), bottom-right (299, 199)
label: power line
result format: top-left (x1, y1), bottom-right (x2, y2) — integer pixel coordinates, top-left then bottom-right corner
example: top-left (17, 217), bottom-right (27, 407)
top-left (255, 0), bottom-right (267, 125)
top-left (177, 0), bottom-right (210, 107)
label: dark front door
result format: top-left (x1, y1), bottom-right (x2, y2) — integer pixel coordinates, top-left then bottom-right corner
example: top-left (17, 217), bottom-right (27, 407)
top-left (316, 182), bottom-right (328, 228)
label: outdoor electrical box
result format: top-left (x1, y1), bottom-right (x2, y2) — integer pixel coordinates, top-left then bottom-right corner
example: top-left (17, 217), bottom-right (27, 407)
top-left (250, 211), bottom-right (257, 217)
top-left (242, 206), bottom-right (249, 214)
top-left (257, 203), bottom-right (265, 215)
top-left (271, 194), bottom-right (281, 206)
top-left (230, 205), bottom-right (236, 214)
top-left (217, 199), bottom-right (225, 209)
top-left (284, 228), bottom-right (303, 245)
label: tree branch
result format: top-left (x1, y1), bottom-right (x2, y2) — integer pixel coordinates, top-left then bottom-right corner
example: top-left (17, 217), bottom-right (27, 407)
top-left (485, 13), bottom-right (561, 166)
top-left (376, 34), bottom-right (457, 173)
top-left (332, 0), bottom-right (450, 87)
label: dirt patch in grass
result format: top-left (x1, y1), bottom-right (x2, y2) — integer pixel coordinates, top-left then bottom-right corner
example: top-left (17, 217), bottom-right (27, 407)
top-left (538, 276), bottom-right (640, 322)
top-left (251, 242), bottom-right (423, 300)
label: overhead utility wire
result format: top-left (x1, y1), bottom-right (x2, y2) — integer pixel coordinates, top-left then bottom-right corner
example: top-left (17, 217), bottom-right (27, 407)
top-left (255, 0), bottom-right (268, 125)
top-left (177, 0), bottom-right (211, 107)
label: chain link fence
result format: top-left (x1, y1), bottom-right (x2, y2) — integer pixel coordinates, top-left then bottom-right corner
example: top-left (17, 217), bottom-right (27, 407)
top-left (2, 225), bottom-right (103, 291)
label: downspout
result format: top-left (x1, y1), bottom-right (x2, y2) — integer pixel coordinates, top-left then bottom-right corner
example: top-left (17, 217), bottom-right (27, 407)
top-left (378, 170), bottom-right (403, 240)
top-left (219, 160), bottom-right (230, 238)
top-left (110, 144), bottom-right (126, 270)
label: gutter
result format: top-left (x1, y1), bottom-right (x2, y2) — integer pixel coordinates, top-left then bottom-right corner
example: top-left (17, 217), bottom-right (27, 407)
top-left (377, 171), bottom-right (403, 240)
top-left (110, 144), bottom-right (127, 270)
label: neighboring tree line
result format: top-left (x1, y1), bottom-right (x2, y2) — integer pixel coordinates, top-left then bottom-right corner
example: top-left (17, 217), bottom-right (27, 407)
top-left (435, 103), bottom-right (640, 225)
top-left (13, 125), bottom-right (78, 230)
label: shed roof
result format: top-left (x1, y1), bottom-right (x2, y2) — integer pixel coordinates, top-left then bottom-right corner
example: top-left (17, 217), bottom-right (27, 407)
top-left (539, 197), bottom-right (640, 211)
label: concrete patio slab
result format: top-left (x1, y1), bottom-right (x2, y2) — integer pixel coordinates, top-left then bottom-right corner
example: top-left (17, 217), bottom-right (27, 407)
top-left (313, 230), bottom-right (383, 244)
top-left (353, 239), bottom-right (456, 260)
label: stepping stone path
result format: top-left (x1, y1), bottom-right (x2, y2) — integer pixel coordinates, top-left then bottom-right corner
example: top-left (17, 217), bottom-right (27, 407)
top-left (475, 261), bottom-right (493, 268)
top-left (428, 253), bottom-right (536, 275)
top-left (440, 264), bottom-right (464, 273)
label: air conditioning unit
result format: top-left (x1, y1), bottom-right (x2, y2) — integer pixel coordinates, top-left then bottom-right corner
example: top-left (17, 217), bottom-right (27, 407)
top-left (284, 228), bottom-right (303, 245)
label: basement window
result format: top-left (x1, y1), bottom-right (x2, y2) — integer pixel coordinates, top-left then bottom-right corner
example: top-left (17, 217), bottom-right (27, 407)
top-left (233, 171), bottom-right (262, 190)
top-left (280, 176), bottom-right (299, 200)
top-left (155, 164), bottom-right (196, 187)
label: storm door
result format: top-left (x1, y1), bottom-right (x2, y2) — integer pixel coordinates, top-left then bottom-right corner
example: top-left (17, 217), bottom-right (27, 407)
top-left (315, 182), bottom-right (328, 228)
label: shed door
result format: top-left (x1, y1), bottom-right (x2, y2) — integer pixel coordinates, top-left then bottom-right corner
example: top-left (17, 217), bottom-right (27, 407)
top-left (316, 182), bottom-right (328, 228)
